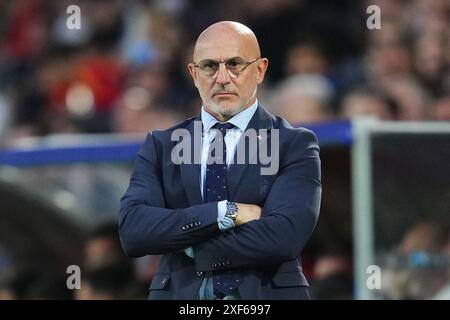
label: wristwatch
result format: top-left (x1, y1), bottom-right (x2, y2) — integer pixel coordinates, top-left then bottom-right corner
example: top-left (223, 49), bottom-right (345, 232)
top-left (225, 201), bottom-right (238, 223)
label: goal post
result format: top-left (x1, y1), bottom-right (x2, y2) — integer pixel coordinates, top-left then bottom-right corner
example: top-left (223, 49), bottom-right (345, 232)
top-left (352, 118), bottom-right (450, 299)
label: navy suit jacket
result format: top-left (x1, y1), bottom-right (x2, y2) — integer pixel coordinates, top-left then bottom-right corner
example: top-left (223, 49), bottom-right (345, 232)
top-left (119, 105), bottom-right (322, 299)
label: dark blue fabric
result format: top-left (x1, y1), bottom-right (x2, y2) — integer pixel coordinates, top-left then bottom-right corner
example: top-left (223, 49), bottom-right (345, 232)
top-left (205, 123), bottom-right (242, 297)
top-left (119, 105), bottom-right (320, 300)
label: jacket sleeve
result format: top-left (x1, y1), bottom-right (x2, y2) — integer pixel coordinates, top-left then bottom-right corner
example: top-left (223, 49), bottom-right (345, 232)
top-left (192, 129), bottom-right (322, 271)
top-left (119, 132), bottom-right (221, 257)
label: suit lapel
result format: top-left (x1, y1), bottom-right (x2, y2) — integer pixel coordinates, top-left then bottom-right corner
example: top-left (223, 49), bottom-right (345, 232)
top-left (227, 104), bottom-right (274, 200)
top-left (179, 118), bottom-right (203, 205)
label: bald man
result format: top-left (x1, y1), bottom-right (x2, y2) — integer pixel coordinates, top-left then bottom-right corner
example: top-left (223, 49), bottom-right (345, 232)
top-left (119, 21), bottom-right (322, 300)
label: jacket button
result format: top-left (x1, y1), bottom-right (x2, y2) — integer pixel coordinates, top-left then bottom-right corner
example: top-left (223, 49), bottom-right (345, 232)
top-left (197, 272), bottom-right (203, 276)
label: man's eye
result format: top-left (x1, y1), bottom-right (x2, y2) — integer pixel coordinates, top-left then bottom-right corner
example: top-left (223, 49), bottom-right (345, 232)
top-left (226, 59), bottom-right (243, 68)
top-left (202, 62), bottom-right (218, 70)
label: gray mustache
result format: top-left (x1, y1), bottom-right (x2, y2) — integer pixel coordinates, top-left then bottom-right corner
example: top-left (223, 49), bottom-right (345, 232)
top-left (212, 90), bottom-right (237, 95)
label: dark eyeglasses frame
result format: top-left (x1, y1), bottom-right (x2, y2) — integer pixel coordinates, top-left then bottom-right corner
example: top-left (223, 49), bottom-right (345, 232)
top-left (192, 57), bottom-right (260, 78)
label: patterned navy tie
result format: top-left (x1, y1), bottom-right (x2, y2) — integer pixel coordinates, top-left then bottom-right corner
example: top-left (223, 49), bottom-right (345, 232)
top-left (205, 122), bottom-right (242, 298)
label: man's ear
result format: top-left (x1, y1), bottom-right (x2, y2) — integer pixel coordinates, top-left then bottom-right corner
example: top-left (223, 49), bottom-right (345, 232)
top-left (188, 63), bottom-right (199, 88)
top-left (256, 58), bottom-right (269, 84)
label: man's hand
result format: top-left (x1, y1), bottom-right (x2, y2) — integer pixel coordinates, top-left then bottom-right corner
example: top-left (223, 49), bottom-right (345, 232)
top-left (235, 203), bottom-right (261, 226)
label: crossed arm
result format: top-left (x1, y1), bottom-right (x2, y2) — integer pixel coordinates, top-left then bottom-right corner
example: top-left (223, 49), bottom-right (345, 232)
top-left (119, 129), bottom-right (321, 271)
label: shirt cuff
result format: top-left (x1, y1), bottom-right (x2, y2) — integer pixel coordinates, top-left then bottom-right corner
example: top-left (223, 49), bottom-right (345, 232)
top-left (217, 200), bottom-right (235, 231)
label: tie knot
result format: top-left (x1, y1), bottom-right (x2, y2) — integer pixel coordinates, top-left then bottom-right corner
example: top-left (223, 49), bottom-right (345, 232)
top-left (213, 122), bottom-right (235, 133)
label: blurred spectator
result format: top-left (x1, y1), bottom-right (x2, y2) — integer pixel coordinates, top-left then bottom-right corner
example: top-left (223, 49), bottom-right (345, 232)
top-left (366, 39), bottom-right (412, 82)
top-left (128, 62), bottom-right (171, 107)
top-left (0, 268), bottom-right (37, 300)
top-left (413, 33), bottom-right (447, 97)
top-left (284, 38), bottom-right (329, 76)
top-left (407, 0), bottom-right (449, 36)
top-left (309, 246), bottom-right (353, 300)
top-left (0, 268), bottom-right (73, 300)
top-left (339, 88), bottom-right (394, 120)
top-left (378, 75), bottom-right (430, 120)
top-left (398, 222), bottom-right (447, 255)
top-left (271, 74), bottom-right (334, 125)
top-left (75, 263), bottom-right (142, 300)
top-left (24, 273), bottom-right (74, 300)
top-left (431, 95), bottom-right (450, 121)
top-left (79, 222), bottom-right (144, 299)
top-left (2, 1), bottom-right (49, 62)
top-left (83, 222), bottom-right (130, 270)
top-left (112, 86), bottom-right (180, 134)
top-left (61, 51), bottom-right (126, 133)
top-left (83, 0), bottom-right (124, 50)
top-left (381, 221), bottom-right (449, 299)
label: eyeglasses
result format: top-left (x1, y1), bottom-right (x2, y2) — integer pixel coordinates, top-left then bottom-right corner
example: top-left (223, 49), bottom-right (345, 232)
top-left (193, 57), bottom-right (260, 78)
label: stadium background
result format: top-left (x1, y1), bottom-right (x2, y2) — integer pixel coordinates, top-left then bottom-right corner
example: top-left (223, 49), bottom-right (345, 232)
top-left (0, 0), bottom-right (449, 299)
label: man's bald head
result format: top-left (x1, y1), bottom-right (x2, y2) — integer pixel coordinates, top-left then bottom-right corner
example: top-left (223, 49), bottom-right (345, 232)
top-left (193, 21), bottom-right (261, 61)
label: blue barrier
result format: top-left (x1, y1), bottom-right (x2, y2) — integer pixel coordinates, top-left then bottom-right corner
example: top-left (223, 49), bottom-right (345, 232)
top-left (305, 120), bottom-right (353, 146)
top-left (0, 121), bottom-right (352, 167)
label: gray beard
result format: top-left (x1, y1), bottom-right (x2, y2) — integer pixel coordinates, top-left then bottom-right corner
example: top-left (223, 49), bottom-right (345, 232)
top-left (201, 87), bottom-right (257, 119)
top-left (206, 94), bottom-right (255, 119)
top-left (214, 103), bottom-right (245, 118)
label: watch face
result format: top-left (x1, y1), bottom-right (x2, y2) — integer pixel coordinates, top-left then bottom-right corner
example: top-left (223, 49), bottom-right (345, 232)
top-left (227, 202), bottom-right (237, 212)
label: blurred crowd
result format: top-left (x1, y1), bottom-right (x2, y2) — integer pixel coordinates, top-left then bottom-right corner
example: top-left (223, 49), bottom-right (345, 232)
top-left (377, 221), bottom-right (450, 300)
top-left (0, 0), bottom-right (449, 300)
top-left (0, 222), bottom-right (151, 299)
top-left (0, 0), bottom-right (449, 148)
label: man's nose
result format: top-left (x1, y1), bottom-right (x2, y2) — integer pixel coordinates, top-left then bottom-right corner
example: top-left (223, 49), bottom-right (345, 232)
top-left (215, 62), bottom-right (231, 85)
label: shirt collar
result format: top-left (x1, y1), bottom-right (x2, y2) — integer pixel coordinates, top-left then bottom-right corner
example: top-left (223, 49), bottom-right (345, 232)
top-left (201, 99), bottom-right (259, 134)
